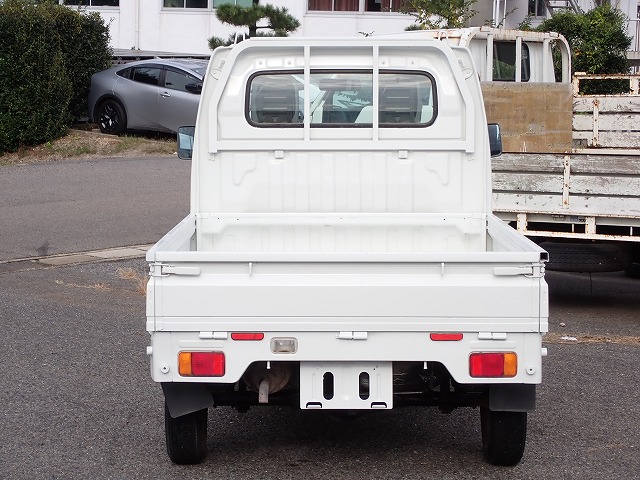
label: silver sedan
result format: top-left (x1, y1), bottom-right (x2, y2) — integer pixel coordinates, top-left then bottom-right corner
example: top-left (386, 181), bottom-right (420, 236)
top-left (88, 58), bottom-right (208, 135)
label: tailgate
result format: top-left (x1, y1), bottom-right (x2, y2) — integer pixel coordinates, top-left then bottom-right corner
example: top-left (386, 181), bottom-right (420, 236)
top-left (149, 257), bottom-right (547, 334)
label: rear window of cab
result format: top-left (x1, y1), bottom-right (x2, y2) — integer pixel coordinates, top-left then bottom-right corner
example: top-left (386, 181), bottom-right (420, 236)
top-left (246, 70), bottom-right (436, 127)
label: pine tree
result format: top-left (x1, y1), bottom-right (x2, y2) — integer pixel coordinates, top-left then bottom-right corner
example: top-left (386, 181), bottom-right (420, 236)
top-left (209, 0), bottom-right (300, 50)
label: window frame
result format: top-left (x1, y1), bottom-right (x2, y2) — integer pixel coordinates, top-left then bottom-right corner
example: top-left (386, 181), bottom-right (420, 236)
top-left (162, 0), bottom-right (252, 8)
top-left (213, 0), bottom-right (253, 7)
top-left (307, 0), bottom-right (409, 13)
top-left (129, 66), bottom-right (163, 87)
top-left (492, 41), bottom-right (531, 82)
top-left (163, 67), bottom-right (203, 94)
top-left (527, 0), bottom-right (547, 18)
top-left (245, 69), bottom-right (437, 129)
top-left (117, 64), bottom-right (204, 93)
top-left (163, 0), bottom-right (209, 8)
top-left (61, 1), bottom-right (120, 6)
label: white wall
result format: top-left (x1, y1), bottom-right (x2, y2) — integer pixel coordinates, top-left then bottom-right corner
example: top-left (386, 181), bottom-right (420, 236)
top-left (74, 0), bottom-right (640, 55)
top-left (83, 1), bottom-right (415, 55)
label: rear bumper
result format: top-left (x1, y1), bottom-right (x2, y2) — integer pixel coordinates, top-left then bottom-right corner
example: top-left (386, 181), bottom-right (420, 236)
top-left (148, 329), bottom-right (545, 386)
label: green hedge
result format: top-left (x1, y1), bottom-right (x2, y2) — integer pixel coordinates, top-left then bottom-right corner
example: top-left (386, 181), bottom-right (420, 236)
top-left (537, 5), bottom-right (631, 94)
top-left (0, 1), bottom-right (111, 153)
top-left (52, 4), bottom-right (112, 119)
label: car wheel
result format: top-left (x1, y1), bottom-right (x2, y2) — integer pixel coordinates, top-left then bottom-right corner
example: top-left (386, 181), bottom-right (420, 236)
top-left (480, 407), bottom-right (527, 466)
top-left (96, 99), bottom-right (127, 135)
top-left (164, 402), bottom-right (208, 465)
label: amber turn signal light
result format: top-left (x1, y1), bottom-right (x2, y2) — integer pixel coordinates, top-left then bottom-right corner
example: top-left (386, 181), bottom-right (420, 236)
top-left (469, 352), bottom-right (517, 378)
top-left (178, 351), bottom-right (225, 377)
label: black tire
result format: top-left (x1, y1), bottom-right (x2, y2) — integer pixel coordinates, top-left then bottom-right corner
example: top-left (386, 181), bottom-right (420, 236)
top-left (164, 402), bottom-right (208, 465)
top-left (480, 407), bottom-right (527, 466)
top-left (625, 262), bottom-right (640, 279)
top-left (540, 241), bottom-right (629, 273)
top-left (96, 99), bottom-right (127, 135)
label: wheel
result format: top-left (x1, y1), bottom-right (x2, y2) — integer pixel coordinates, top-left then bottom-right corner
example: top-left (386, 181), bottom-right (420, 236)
top-left (480, 407), bottom-right (527, 466)
top-left (540, 241), bottom-right (629, 273)
top-left (96, 99), bottom-right (127, 135)
top-left (625, 262), bottom-right (640, 279)
top-left (164, 401), bottom-right (208, 465)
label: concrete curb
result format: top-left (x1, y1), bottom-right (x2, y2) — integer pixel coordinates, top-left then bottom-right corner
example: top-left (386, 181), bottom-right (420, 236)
top-left (0, 244), bottom-right (152, 273)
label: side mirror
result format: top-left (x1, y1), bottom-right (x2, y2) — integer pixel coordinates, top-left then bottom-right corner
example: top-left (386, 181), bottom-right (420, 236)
top-left (488, 123), bottom-right (502, 157)
top-left (177, 126), bottom-right (195, 160)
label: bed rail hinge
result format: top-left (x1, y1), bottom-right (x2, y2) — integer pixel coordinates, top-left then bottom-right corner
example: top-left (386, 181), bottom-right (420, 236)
top-left (150, 262), bottom-right (201, 277)
top-left (493, 265), bottom-right (544, 278)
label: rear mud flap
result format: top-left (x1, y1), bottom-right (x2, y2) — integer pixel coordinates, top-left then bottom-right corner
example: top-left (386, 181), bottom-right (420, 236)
top-left (162, 383), bottom-right (214, 417)
top-left (489, 384), bottom-right (536, 412)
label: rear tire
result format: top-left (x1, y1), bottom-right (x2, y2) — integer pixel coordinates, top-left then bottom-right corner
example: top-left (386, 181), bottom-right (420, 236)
top-left (480, 407), bottom-right (527, 466)
top-left (96, 99), bottom-right (127, 135)
top-left (625, 262), bottom-right (640, 279)
top-left (164, 402), bottom-right (208, 465)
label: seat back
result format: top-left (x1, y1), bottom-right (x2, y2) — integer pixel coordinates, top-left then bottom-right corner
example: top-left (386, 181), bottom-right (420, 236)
top-left (379, 84), bottom-right (418, 124)
top-left (254, 81), bottom-right (297, 124)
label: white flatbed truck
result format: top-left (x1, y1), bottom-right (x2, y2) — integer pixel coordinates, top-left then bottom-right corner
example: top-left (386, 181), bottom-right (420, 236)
top-left (146, 36), bottom-right (549, 466)
top-left (401, 27), bottom-right (640, 273)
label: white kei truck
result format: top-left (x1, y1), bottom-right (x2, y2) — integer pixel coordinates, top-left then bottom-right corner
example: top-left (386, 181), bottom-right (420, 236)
top-left (145, 36), bottom-right (549, 466)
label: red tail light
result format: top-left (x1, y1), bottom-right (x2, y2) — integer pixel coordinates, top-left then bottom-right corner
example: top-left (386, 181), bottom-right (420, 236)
top-left (469, 352), bottom-right (517, 378)
top-left (430, 333), bottom-right (464, 341)
top-left (178, 351), bottom-right (225, 377)
top-left (231, 332), bottom-right (264, 341)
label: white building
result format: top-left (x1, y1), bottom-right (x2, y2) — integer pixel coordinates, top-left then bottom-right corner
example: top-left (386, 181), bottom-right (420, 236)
top-left (61, 1), bottom-right (640, 55)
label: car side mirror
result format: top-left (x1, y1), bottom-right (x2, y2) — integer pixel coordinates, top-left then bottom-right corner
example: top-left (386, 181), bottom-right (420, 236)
top-left (177, 126), bottom-right (195, 160)
top-left (488, 123), bottom-right (502, 157)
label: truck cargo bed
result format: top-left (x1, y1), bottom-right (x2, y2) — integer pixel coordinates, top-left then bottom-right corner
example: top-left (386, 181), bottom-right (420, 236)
top-left (147, 213), bottom-right (548, 262)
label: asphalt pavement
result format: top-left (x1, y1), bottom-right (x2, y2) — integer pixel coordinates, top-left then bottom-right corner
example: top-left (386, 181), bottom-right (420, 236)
top-left (0, 257), bottom-right (638, 479)
top-left (0, 156), bottom-right (190, 261)
top-left (1, 155), bottom-right (639, 478)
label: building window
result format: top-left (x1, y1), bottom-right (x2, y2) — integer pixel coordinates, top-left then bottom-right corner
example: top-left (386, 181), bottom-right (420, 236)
top-left (528, 0), bottom-right (546, 17)
top-left (163, 0), bottom-right (252, 7)
top-left (213, 0), bottom-right (253, 6)
top-left (308, 0), bottom-right (407, 12)
top-left (365, 0), bottom-right (408, 12)
top-left (63, 1), bottom-right (119, 5)
top-left (308, 0), bottom-right (359, 11)
top-left (164, 0), bottom-right (208, 8)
